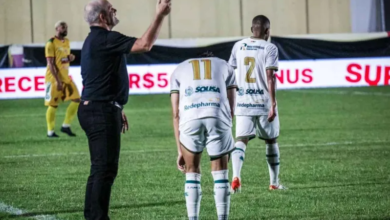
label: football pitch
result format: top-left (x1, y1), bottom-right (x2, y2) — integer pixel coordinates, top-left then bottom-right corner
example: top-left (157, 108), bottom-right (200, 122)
top-left (0, 86), bottom-right (389, 220)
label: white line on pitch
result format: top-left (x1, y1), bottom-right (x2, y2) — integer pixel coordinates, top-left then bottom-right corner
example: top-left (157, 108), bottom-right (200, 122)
top-left (3, 140), bottom-right (388, 159)
top-left (0, 202), bottom-right (59, 220)
top-left (290, 90), bottom-right (390, 96)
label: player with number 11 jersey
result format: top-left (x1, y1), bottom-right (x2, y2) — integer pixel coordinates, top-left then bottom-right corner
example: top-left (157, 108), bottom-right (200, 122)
top-left (170, 52), bottom-right (237, 220)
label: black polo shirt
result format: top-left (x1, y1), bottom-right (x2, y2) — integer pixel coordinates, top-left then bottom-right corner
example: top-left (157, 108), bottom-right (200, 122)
top-left (81, 26), bottom-right (136, 105)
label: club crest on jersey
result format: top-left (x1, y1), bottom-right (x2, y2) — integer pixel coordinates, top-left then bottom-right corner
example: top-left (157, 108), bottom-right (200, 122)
top-left (185, 86), bottom-right (194, 97)
top-left (238, 87), bottom-right (245, 96)
top-left (195, 86), bottom-right (220, 93)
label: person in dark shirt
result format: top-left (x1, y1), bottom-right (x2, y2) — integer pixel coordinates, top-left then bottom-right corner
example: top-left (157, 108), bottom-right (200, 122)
top-left (78, 0), bottom-right (171, 219)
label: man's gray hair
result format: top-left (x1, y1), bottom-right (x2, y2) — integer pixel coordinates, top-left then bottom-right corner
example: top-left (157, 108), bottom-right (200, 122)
top-left (84, 0), bottom-right (105, 24)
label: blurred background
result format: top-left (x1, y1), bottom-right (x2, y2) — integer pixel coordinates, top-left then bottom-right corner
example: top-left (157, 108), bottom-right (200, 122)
top-left (0, 0), bottom-right (389, 43)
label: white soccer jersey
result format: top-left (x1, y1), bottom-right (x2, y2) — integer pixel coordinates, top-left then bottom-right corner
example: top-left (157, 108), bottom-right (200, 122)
top-left (228, 38), bottom-right (279, 116)
top-left (170, 57), bottom-right (237, 126)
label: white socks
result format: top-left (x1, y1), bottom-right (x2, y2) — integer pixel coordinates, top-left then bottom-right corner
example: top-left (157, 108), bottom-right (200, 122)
top-left (212, 170), bottom-right (230, 220)
top-left (231, 141), bottom-right (246, 179)
top-left (184, 171), bottom-right (230, 220)
top-left (185, 173), bottom-right (202, 220)
top-left (266, 143), bottom-right (280, 186)
top-left (232, 141), bottom-right (280, 186)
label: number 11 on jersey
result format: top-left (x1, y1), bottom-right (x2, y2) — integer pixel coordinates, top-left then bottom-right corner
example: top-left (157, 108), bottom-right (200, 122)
top-left (190, 59), bottom-right (212, 80)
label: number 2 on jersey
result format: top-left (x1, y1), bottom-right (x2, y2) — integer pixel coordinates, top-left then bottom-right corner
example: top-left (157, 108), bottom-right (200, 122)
top-left (190, 60), bottom-right (212, 80)
top-left (244, 57), bottom-right (256, 83)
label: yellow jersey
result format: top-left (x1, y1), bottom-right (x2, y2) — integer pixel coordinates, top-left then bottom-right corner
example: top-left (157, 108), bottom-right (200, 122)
top-left (45, 37), bottom-right (71, 83)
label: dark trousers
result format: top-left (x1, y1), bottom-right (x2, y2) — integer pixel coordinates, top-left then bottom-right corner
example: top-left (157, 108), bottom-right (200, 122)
top-left (78, 101), bottom-right (122, 220)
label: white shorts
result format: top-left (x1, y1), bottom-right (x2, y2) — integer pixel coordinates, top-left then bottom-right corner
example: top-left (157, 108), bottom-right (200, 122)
top-left (179, 118), bottom-right (235, 158)
top-left (235, 115), bottom-right (280, 140)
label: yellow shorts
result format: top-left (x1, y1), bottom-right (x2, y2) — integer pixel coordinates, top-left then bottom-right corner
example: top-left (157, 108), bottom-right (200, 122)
top-left (44, 80), bottom-right (80, 106)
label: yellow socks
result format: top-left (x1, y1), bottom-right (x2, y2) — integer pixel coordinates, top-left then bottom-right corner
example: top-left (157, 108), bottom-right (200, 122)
top-left (46, 106), bottom-right (57, 135)
top-left (47, 102), bottom-right (79, 136)
top-left (63, 101), bottom-right (79, 127)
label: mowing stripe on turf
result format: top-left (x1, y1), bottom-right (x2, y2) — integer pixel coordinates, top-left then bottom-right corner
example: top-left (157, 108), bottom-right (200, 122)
top-left (290, 90), bottom-right (390, 97)
top-left (0, 108), bottom-right (171, 118)
top-left (2, 149), bottom-right (171, 158)
top-left (2, 140), bottom-right (389, 159)
top-left (0, 202), bottom-right (59, 220)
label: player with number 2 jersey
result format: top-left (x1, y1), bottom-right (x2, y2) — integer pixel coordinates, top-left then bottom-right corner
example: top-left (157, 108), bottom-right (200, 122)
top-left (228, 15), bottom-right (286, 193)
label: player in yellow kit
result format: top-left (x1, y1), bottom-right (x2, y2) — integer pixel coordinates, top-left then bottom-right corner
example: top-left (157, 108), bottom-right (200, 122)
top-left (45, 21), bottom-right (80, 138)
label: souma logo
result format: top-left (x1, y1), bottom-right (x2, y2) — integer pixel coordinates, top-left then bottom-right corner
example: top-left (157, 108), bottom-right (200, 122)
top-left (195, 86), bottom-right (220, 93)
top-left (246, 89), bottom-right (264, 95)
top-left (238, 88), bottom-right (264, 96)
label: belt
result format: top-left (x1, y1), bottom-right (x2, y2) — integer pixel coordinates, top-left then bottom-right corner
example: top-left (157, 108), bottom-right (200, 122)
top-left (82, 100), bottom-right (123, 110)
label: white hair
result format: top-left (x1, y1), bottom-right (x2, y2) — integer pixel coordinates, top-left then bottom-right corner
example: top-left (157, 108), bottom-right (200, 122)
top-left (84, 0), bottom-right (105, 24)
top-left (54, 21), bottom-right (67, 29)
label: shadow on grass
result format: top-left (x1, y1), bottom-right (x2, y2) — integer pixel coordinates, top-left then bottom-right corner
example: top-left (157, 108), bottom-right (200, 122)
top-left (5, 200), bottom-right (182, 218)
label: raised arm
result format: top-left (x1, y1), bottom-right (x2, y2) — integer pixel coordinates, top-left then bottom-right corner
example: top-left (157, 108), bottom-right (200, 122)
top-left (131, 0), bottom-right (171, 53)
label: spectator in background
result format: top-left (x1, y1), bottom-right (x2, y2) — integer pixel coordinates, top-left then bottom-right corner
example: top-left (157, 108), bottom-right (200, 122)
top-left (78, 0), bottom-right (171, 219)
top-left (45, 21), bottom-right (80, 138)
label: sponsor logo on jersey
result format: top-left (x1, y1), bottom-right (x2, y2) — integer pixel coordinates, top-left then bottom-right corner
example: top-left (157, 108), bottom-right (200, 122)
top-left (237, 103), bottom-right (265, 108)
top-left (238, 88), bottom-right (264, 96)
top-left (184, 102), bottom-right (221, 110)
top-left (185, 86), bottom-right (194, 97)
top-left (240, 43), bottom-right (264, 51)
top-left (238, 87), bottom-right (245, 96)
top-left (195, 86), bottom-right (220, 93)
top-left (246, 89), bottom-right (264, 95)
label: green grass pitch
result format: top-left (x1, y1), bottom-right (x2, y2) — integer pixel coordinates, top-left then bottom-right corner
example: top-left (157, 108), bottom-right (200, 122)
top-left (0, 86), bottom-right (389, 220)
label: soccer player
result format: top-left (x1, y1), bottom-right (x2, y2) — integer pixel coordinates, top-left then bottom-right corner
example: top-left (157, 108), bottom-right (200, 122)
top-left (45, 21), bottom-right (80, 137)
top-left (228, 15), bottom-right (286, 192)
top-left (170, 52), bottom-right (237, 220)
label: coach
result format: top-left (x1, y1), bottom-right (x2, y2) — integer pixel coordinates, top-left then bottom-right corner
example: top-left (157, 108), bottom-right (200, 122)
top-left (78, 0), bottom-right (171, 219)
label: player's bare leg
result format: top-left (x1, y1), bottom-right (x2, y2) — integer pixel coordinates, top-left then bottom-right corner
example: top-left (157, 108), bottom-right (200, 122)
top-left (61, 98), bottom-right (80, 136)
top-left (265, 138), bottom-right (286, 190)
top-left (181, 144), bottom-right (202, 220)
top-left (231, 138), bottom-right (249, 193)
top-left (211, 154), bottom-right (230, 220)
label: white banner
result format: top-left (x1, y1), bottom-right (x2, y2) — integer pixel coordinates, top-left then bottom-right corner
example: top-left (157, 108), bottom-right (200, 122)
top-left (0, 58), bottom-right (389, 99)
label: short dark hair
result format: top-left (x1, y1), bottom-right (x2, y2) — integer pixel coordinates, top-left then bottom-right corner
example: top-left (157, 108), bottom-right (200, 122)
top-left (197, 51), bottom-right (215, 58)
top-left (252, 15), bottom-right (270, 27)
